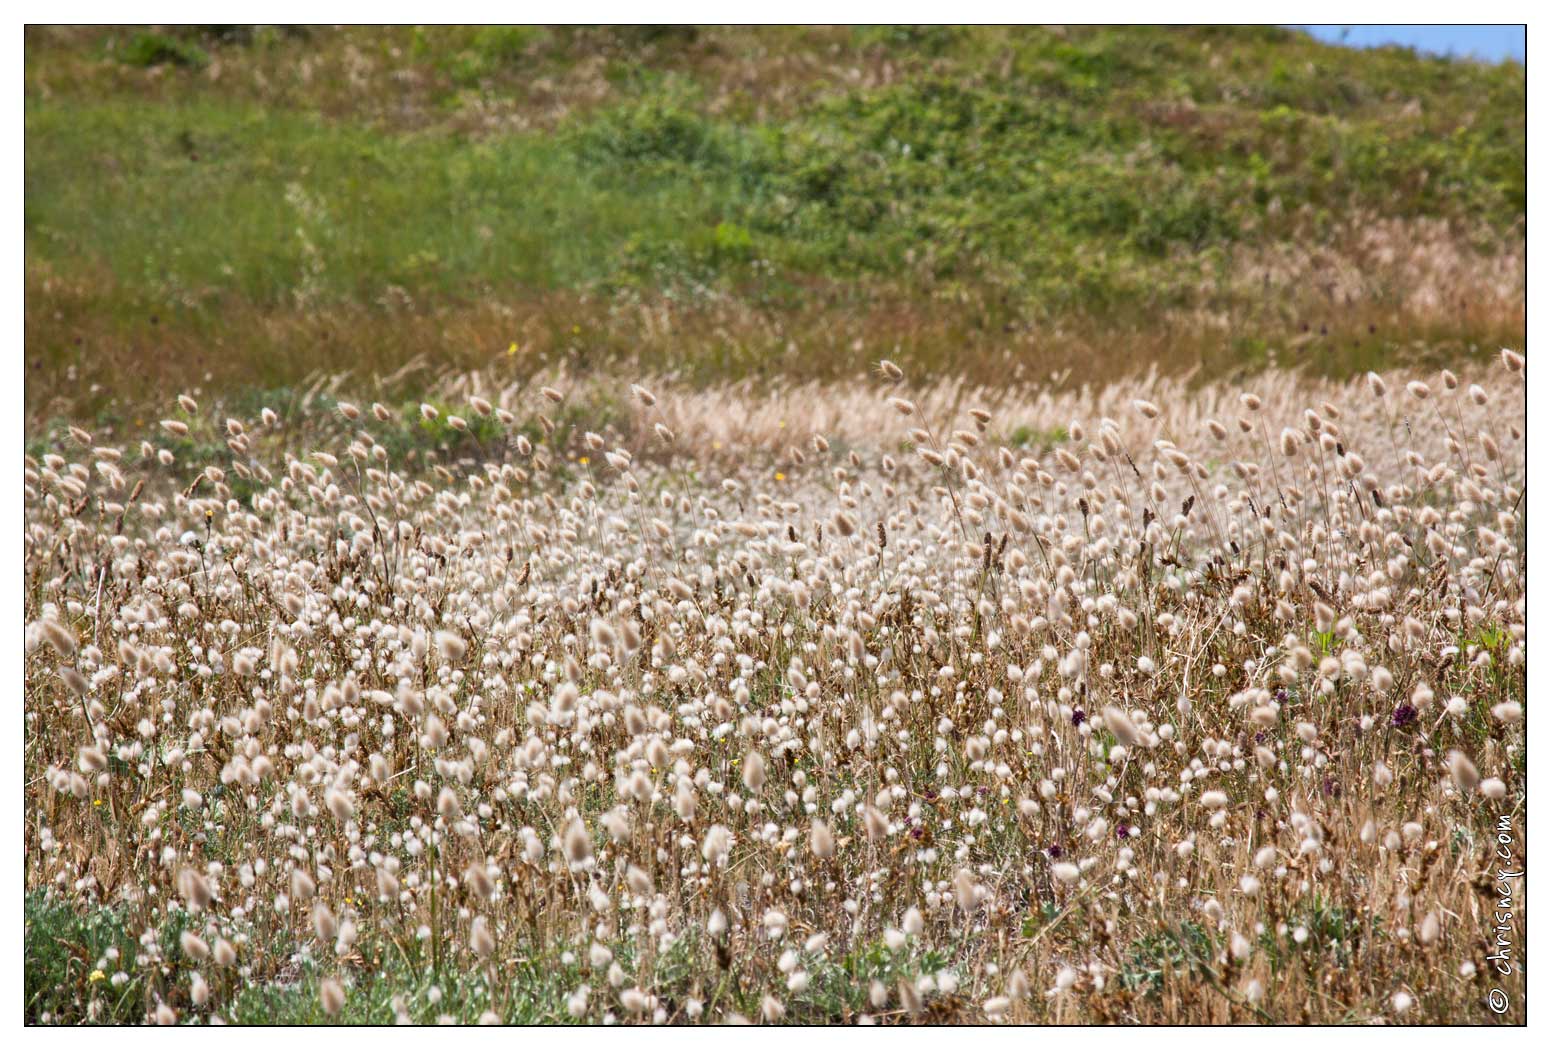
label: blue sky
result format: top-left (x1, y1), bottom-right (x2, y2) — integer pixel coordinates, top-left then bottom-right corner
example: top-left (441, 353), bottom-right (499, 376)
top-left (1296, 25), bottom-right (1524, 63)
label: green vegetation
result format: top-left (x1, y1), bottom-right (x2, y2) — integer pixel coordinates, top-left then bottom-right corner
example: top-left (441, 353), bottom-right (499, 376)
top-left (24, 25), bottom-right (1524, 420)
top-left (26, 889), bottom-right (969, 1024)
top-left (1119, 922), bottom-right (1218, 997)
top-left (25, 891), bottom-right (150, 1024)
top-left (119, 31), bottom-right (209, 70)
top-left (23, 888), bottom-right (589, 1025)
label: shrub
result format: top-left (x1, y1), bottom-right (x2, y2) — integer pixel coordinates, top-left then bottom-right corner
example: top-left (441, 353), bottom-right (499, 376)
top-left (119, 32), bottom-right (209, 70)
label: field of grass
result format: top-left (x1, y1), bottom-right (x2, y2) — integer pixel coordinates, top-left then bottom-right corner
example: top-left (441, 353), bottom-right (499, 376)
top-left (25, 25), bottom-right (1524, 425)
top-left (23, 354), bottom-right (1526, 1024)
top-left (21, 24), bottom-right (1528, 1027)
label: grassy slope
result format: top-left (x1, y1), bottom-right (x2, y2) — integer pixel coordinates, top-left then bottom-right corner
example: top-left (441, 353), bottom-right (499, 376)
top-left (24, 25), bottom-right (1524, 423)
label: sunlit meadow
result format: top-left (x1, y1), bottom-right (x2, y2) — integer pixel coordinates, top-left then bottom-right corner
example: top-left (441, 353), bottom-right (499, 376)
top-left (23, 352), bottom-right (1525, 1024)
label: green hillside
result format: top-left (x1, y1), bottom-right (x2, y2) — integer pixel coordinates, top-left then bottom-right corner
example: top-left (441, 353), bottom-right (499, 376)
top-left (24, 25), bottom-right (1525, 419)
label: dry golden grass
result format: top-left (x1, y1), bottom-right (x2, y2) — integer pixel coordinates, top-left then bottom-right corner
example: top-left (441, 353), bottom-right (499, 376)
top-left (24, 356), bottom-right (1525, 1024)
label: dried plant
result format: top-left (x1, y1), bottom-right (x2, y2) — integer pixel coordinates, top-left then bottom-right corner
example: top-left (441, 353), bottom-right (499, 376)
top-left (23, 358), bottom-right (1525, 1024)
